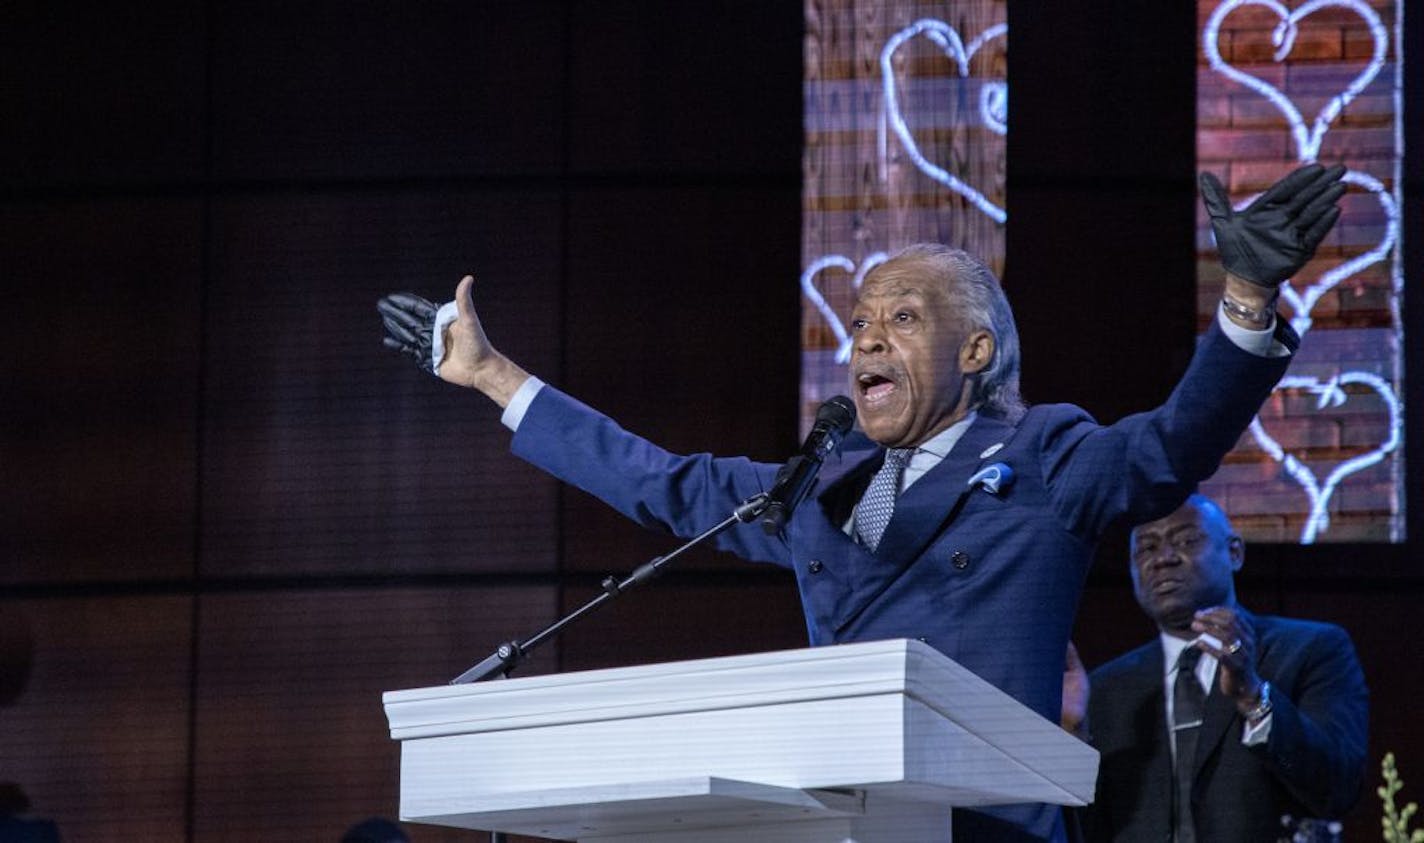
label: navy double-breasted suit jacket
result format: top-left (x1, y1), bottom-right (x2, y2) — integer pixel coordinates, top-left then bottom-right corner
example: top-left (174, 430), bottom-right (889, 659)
top-left (508, 319), bottom-right (1295, 840)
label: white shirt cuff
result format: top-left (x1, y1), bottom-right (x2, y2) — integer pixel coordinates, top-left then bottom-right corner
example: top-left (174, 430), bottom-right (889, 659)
top-left (431, 301), bottom-right (459, 375)
top-left (1217, 303), bottom-right (1290, 358)
top-left (501, 376), bottom-right (546, 431)
top-left (1242, 711), bottom-right (1273, 745)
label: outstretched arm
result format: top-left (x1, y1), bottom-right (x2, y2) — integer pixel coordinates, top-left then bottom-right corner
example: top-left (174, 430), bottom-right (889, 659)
top-left (377, 277), bottom-right (788, 565)
top-left (1041, 165), bottom-right (1347, 536)
top-left (378, 275), bottom-right (531, 408)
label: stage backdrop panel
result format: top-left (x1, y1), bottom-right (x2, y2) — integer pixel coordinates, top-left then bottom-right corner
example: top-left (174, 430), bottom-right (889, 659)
top-left (559, 185), bottom-right (800, 574)
top-left (566, 1), bottom-right (802, 177)
top-left (558, 580), bottom-right (810, 673)
top-left (0, 1), bottom-right (205, 189)
top-left (1196, 0), bottom-right (1406, 543)
top-left (0, 597), bottom-right (193, 842)
top-left (190, 586), bottom-right (559, 843)
top-left (208, 0), bottom-right (567, 182)
top-left (200, 189), bottom-right (563, 577)
top-left (801, 0), bottom-right (1008, 435)
top-left (0, 198), bottom-right (202, 585)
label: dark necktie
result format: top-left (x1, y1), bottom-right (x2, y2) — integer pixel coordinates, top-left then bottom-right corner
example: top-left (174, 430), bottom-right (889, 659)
top-left (854, 448), bottom-right (914, 552)
top-left (1172, 645), bottom-right (1206, 843)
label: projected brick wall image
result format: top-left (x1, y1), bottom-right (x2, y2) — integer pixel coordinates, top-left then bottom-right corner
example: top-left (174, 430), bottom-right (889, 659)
top-left (1196, 0), bottom-right (1404, 543)
top-left (801, 0), bottom-right (1007, 435)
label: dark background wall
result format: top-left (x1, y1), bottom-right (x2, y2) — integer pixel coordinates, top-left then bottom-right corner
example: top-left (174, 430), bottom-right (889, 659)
top-left (0, 2), bottom-right (1418, 841)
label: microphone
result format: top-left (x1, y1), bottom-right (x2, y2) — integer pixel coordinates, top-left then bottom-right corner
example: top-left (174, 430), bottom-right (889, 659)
top-left (759, 395), bottom-right (856, 535)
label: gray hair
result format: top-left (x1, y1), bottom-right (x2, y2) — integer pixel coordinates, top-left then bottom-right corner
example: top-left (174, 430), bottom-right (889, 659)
top-left (879, 243), bottom-right (1026, 422)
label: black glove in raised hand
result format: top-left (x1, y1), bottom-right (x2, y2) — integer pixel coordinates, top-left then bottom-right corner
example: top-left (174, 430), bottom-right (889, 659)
top-left (1199, 162), bottom-right (1346, 288)
top-left (377, 292), bottom-right (439, 375)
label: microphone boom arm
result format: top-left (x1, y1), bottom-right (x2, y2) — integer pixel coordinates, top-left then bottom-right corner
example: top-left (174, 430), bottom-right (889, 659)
top-left (449, 492), bottom-right (773, 684)
top-left (449, 395), bottom-right (853, 684)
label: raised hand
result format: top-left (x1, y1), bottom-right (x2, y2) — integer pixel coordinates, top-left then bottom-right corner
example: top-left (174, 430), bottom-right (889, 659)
top-left (1200, 163), bottom-right (1346, 288)
top-left (437, 275), bottom-right (503, 391)
top-left (1190, 605), bottom-right (1264, 715)
top-left (376, 275), bottom-right (531, 407)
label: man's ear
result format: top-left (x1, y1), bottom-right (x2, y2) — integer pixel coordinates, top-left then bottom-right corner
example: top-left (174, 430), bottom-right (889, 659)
top-left (1228, 534), bottom-right (1245, 572)
top-left (960, 330), bottom-right (995, 374)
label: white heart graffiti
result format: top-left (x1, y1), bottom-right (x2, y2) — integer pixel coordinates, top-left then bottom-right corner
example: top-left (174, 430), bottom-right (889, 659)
top-left (880, 19), bottom-right (1008, 223)
top-left (1203, 0), bottom-right (1403, 541)
top-left (1249, 372), bottom-right (1402, 544)
top-left (1244, 169), bottom-right (1399, 338)
top-left (801, 20), bottom-right (1008, 368)
top-left (1203, 0), bottom-right (1388, 161)
top-left (1281, 169), bottom-right (1401, 337)
top-left (801, 4), bottom-right (1403, 542)
top-left (800, 252), bottom-right (889, 364)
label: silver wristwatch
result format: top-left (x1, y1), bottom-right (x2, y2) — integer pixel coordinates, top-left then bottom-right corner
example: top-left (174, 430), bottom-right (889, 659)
top-left (1221, 295), bottom-right (1275, 327)
top-left (1244, 680), bottom-right (1274, 722)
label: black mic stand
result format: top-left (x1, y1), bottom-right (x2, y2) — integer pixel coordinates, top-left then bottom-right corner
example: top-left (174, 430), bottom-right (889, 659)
top-left (448, 493), bottom-right (773, 843)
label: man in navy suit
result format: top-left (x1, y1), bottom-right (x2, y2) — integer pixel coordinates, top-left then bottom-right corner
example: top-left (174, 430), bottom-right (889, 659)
top-left (379, 164), bottom-right (1346, 841)
top-left (1069, 495), bottom-right (1368, 842)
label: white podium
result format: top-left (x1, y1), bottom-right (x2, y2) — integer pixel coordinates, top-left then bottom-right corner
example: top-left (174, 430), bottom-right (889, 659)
top-left (383, 638), bottom-right (1097, 842)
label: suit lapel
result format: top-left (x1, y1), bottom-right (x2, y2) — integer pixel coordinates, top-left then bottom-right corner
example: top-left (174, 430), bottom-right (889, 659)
top-left (874, 414), bottom-right (1016, 569)
top-left (814, 438), bottom-right (880, 530)
top-left (832, 415), bottom-right (1017, 632)
top-left (1143, 645), bottom-right (1176, 826)
top-left (1135, 643), bottom-right (1171, 759)
top-left (1193, 681), bottom-right (1238, 779)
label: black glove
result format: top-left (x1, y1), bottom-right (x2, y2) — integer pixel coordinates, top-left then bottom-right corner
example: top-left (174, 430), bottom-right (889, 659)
top-left (1199, 162), bottom-right (1346, 287)
top-left (377, 292), bottom-right (439, 375)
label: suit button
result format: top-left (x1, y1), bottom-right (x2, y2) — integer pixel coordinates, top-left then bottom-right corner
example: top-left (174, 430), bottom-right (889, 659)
top-left (951, 550), bottom-right (970, 570)
top-left (808, 559), bottom-right (824, 574)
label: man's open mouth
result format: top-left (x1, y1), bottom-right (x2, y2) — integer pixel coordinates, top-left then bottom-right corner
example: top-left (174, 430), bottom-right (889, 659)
top-left (857, 372), bottom-right (898, 403)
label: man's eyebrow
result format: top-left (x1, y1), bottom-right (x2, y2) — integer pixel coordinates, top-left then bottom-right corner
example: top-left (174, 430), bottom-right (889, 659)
top-left (857, 284), bottom-right (926, 302)
top-left (1133, 523), bottom-right (1202, 543)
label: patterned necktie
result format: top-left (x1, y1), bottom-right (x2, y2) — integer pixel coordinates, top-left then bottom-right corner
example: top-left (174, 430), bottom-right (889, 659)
top-left (1172, 645), bottom-right (1206, 843)
top-left (854, 448), bottom-right (914, 552)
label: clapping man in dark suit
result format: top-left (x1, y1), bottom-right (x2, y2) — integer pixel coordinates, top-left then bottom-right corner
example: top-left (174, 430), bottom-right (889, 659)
top-left (1068, 494), bottom-right (1369, 842)
top-left (380, 164), bottom-right (1346, 842)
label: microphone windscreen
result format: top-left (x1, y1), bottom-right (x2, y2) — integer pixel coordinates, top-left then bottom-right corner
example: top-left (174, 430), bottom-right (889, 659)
top-left (816, 395), bottom-right (856, 435)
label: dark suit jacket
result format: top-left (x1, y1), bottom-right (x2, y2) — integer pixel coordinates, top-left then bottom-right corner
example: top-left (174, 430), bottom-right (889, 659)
top-left (510, 320), bottom-right (1294, 841)
top-left (1083, 610), bottom-right (1369, 842)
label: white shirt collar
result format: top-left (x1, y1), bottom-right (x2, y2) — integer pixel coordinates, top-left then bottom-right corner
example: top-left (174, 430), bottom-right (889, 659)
top-left (1159, 630), bottom-right (1218, 693)
top-left (912, 411), bottom-right (977, 460)
top-left (1159, 632), bottom-right (1195, 678)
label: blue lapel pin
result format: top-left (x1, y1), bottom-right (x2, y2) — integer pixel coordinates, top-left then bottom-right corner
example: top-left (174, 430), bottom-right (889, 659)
top-left (967, 462), bottom-right (1014, 495)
